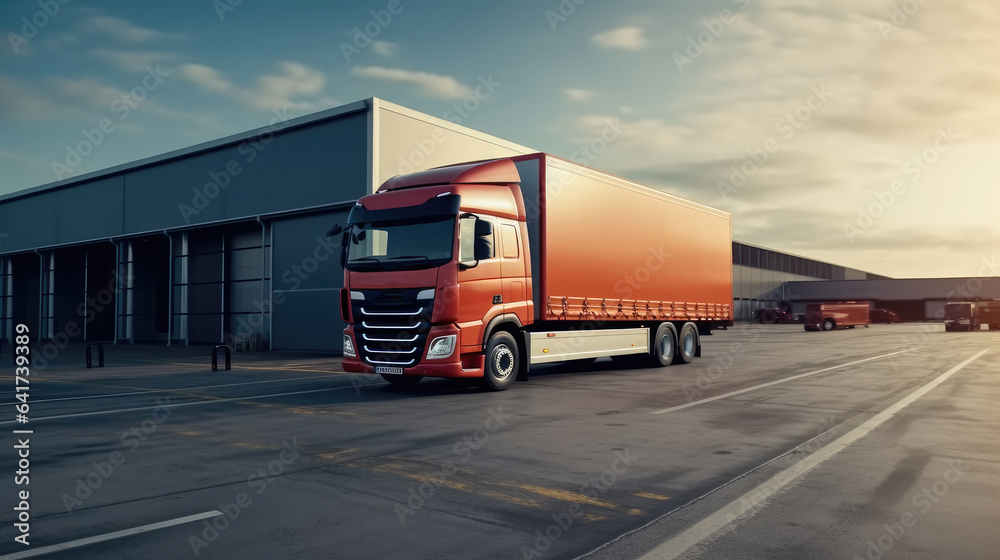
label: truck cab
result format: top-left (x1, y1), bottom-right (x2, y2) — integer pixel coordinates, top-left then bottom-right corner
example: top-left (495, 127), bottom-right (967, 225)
top-left (337, 159), bottom-right (530, 387)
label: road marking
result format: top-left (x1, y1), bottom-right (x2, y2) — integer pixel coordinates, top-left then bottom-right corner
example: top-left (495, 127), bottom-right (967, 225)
top-left (637, 349), bottom-right (988, 559)
top-left (0, 510), bottom-right (222, 560)
top-left (652, 347), bottom-right (921, 414)
top-left (634, 492), bottom-right (671, 501)
top-left (0, 375), bottom-right (346, 406)
top-left (0, 385), bottom-right (372, 425)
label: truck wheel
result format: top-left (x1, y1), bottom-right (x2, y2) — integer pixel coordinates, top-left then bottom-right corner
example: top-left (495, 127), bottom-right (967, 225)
top-left (674, 323), bottom-right (698, 364)
top-left (381, 374), bottom-right (423, 386)
top-left (482, 331), bottom-right (518, 391)
top-left (822, 319), bottom-right (835, 331)
top-left (651, 323), bottom-right (677, 367)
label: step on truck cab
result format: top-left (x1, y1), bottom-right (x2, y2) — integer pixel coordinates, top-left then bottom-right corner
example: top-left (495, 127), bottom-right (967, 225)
top-left (330, 154), bottom-right (734, 390)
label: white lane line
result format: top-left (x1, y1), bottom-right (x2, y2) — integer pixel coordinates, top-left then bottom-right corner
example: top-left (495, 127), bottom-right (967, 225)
top-left (652, 347), bottom-right (921, 415)
top-left (0, 385), bottom-right (372, 425)
top-left (638, 348), bottom-right (988, 560)
top-left (0, 510), bottom-right (222, 560)
top-left (0, 375), bottom-right (345, 406)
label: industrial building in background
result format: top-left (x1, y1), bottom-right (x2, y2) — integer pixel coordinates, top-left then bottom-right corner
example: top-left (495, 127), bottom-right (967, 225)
top-left (1, 98), bottom-right (997, 352)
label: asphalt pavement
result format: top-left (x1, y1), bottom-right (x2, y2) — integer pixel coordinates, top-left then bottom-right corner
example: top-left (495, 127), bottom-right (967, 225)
top-left (1, 323), bottom-right (996, 559)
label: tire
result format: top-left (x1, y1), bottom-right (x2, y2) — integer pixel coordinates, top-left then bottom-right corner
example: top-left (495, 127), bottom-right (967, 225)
top-left (674, 322), bottom-right (698, 364)
top-left (381, 374), bottom-right (422, 386)
top-left (651, 323), bottom-right (677, 367)
top-left (481, 331), bottom-right (518, 391)
top-left (822, 319), bottom-right (836, 331)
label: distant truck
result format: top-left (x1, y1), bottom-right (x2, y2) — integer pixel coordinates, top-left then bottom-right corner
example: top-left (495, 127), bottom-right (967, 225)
top-left (331, 154), bottom-right (734, 390)
top-left (944, 301), bottom-right (1000, 331)
top-left (870, 308), bottom-right (899, 323)
top-left (755, 308), bottom-right (796, 323)
top-left (804, 302), bottom-right (870, 331)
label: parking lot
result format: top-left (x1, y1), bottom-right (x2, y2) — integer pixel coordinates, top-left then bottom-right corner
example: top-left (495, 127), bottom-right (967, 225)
top-left (2, 323), bottom-right (997, 559)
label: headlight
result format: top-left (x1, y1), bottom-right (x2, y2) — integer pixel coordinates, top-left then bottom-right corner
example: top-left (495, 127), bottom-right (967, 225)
top-left (343, 334), bottom-right (357, 358)
top-left (426, 334), bottom-right (456, 359)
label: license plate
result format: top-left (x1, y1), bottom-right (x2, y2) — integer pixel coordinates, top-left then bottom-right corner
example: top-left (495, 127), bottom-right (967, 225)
top-left (375, 366), bottom-right (403, 375)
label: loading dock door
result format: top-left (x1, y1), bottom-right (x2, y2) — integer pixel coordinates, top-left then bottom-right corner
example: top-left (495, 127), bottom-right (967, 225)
top-left (270, 211), bottom-right (347, 351)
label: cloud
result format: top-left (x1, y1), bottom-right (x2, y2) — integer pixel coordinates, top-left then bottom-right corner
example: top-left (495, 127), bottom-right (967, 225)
top-left (352, 66), bottom-right (472, 99)
top-left (47, 77), bottom-right (125, 108)
top-left (254, 61), bottom-right (325, 107)
top-left (592, 26), bottom-right (647, 51)
top-left (564, 88), bottom-right (595, 103)
top-left (79, 15), bottom-right (186, 43)
top-left (179, 63), bottom-right (234, 95)
top-left (91, 49), bottom-right (179, 72)
top-left (371, 41), bottom-right (398, 56)
top-left (0, 75), bottom-right (54, 119)
top-left (180, 61), bottom-right (338, 112)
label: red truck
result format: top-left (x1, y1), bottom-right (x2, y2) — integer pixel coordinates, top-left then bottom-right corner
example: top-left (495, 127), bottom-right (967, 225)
top-left (870, 308), bottom-right (899, 323)
top-left (755, 308), bottom-right (796, 323)
top-left (330, 154), bottom-right (733, 390)
top-left (944, 301), bottom-right (1000, 331)
top-left (803, 302), bottom-right (870, 331)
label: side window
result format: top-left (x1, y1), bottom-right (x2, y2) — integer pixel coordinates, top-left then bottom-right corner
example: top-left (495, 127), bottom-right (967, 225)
top-left (501, 224), bottom-right (519, 259)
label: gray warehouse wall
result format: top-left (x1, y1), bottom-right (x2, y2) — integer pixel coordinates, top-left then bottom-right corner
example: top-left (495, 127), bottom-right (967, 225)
top-left (0, 176), bottom-right (125, 253)
top-left (127, 113), bottom-right (368, 231)
top-left (270, 211), bottom-right (349, 351)
top-left (376, 100), bottom-right (532, 191)
top-left (0, 107), bottom-right (369, 252)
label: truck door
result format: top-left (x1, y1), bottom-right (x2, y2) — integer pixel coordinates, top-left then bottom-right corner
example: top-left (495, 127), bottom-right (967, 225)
top-left (499, 222), bottom-right (528, 322)
top-left (457, 216), bottom-right (503, 351)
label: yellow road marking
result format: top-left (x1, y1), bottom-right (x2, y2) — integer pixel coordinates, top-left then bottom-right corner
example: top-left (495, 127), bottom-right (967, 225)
top-left (501, 483), bottom-right (621, 511)
top-left (634, 492), bottom-right (671, 501)
top-left (317, 449), bottom-right (358, 461)
top-left (348, 457), bottom-right (637, 516)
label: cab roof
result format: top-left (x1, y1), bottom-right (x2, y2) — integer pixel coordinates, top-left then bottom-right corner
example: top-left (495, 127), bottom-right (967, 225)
top-left (378, 158), bottom-right (521, 191)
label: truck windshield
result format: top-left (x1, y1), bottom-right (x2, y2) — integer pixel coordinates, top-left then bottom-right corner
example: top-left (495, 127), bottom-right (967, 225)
top-left (944, 304), bottom-right (969, 321)
top-left (346, 218), bottom-right (455, 271)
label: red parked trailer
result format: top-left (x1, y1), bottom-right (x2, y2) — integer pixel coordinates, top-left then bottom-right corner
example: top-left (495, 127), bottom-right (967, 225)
top-left (804, 302), bottom-right (870, 331)
top-left (330, 153), bottom-right (733, 390)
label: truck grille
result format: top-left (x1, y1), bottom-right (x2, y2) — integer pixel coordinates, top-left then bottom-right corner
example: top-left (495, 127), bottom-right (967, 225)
top-left (351, 288), bottom-right (433, 367)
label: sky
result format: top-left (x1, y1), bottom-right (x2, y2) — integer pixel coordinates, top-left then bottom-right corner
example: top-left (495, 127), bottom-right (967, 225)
top-left (1, 0), bottom-right (998, 279)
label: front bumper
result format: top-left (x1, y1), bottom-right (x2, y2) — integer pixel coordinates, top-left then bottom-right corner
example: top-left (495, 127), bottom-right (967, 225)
top-left (342, 324), bottom-right (484, 378)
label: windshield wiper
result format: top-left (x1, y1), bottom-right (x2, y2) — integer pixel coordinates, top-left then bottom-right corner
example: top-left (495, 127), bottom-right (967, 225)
top-left (387, 255), bottom-right (431, 262)
top-left (349, 257), bottom-right (383, 269)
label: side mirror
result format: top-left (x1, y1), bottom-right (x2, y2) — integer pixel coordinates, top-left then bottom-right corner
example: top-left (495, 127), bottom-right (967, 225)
top-left (474, 235), bottom-right (493, 261)
top-left (326, 225), bottom-right (343, 237)
top-left (474, 220), bottom-right (493, 237)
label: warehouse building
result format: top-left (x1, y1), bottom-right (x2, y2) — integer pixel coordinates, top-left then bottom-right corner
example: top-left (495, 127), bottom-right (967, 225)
top-left (0, 98), bottom-right (898, 352)
top-left (785, 277), bottom-right (1000, 322)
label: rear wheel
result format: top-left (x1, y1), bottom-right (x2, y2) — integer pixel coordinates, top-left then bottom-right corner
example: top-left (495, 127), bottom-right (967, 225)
top-left (381, 374), bottom-right (422, 386)
top-left (675, 322), bottom-right (698, 364)
top-left (822, 319), bottom-right (836, 331)
top-left (651, 323), bottom-right (677, 367)
top-left (481, 331), bottom-right (518, 391)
